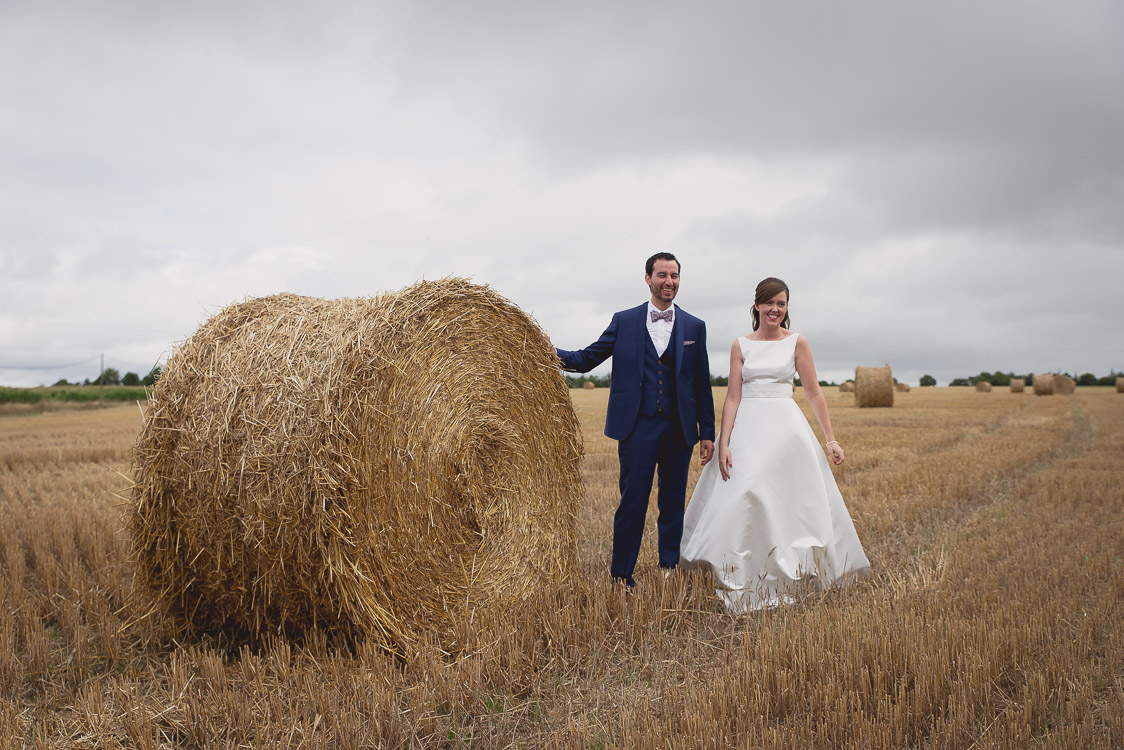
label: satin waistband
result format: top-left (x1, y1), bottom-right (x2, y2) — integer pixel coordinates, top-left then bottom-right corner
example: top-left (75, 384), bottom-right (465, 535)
top-left (741, 382), bottom-right (793, 399)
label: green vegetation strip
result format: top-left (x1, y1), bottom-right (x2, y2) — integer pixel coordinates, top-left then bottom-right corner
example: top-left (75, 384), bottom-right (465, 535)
top-left (0, 386), bottom-right (149, 404)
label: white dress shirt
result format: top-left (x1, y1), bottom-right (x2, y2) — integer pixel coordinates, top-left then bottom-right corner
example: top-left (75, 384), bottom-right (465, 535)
top-left (646, 302), bottom-right (674, 357)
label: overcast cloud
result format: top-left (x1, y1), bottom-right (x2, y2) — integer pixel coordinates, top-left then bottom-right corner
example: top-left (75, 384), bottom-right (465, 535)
top-left (1, 0), bottom-right (1122, 388)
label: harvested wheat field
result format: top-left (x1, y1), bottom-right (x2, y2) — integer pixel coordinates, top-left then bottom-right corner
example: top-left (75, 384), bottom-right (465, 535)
top-left (2, 387), bottom-right (1123, 747)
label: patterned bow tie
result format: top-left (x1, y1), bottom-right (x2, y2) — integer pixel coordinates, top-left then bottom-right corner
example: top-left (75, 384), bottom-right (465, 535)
top-left (650, 309), bottom-right (673, 323)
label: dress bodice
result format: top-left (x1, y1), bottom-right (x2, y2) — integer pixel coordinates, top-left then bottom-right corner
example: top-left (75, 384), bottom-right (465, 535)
top-left (739, 333), bottom-right (799, 398)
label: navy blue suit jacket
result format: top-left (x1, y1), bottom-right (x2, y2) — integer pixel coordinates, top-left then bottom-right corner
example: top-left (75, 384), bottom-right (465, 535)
top-left (556, 303), bottom-right (717, 446)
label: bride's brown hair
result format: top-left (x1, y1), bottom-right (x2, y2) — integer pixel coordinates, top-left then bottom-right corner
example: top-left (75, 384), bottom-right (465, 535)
top-left (751, 277), bottom-right (791, 331)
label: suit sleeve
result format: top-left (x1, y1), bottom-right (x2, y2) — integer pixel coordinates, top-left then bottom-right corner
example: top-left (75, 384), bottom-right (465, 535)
top-left (695, 322), bottom-right (717, 441)
top-left (555, 314), bottom-right (618, 373)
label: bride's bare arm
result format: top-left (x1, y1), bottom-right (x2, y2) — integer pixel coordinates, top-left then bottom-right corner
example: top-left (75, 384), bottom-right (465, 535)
top-left (794, 335), bottom-right (845, 465)
top-left (718, 339), bottom-right (744, 480)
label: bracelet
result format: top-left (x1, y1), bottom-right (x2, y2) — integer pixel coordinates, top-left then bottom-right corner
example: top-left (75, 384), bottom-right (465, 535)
top-left (827, 440), bottom-right (839, 446)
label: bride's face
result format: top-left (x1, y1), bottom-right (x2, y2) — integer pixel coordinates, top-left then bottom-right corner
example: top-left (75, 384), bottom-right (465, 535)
top-left (756, 292), bottom-right (788, 330)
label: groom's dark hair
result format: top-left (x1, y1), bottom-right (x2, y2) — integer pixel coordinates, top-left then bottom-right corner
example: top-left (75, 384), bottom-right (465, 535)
top-left (645, 252), bottom-right (680, 276)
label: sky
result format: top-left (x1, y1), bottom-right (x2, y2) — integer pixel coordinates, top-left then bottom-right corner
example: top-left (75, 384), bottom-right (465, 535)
top-left (2, 0), bottom-right (1122, 388)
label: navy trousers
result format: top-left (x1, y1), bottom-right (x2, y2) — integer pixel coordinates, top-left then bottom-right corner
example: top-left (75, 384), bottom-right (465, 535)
top-left (612, 413), bottom-right (692, 583)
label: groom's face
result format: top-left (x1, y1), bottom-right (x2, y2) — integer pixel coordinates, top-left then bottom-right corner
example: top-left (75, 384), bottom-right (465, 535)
top-left (646, 259), bottom-right (680, 307)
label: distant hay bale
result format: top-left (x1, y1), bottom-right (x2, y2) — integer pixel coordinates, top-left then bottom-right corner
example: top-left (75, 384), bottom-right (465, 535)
top-left (839, 381), bottom-right (855, 393)
top-left (1033, 374), bottom-right (1054, 396)
top-left (975, 381), bottom-right (992, 392)
top-left (855, 366), bottom-right (894, 408)
top-left (1010, 378), bottom-right (1025, 393)
top-left (582, 380), bottom-right (596, 390)
top-left (1053, 374), bottom-right (1075, 394)
top-left (131, 279), bottom-right (583, 654)
top-left (895, 383), bottom-right (910, 393)
top-left (1117, 377), bottom-right (1124, 393)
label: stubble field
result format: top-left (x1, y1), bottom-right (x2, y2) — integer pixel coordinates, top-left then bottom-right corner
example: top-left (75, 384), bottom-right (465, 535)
top-left (1, 387), bottom-right (1122, 748)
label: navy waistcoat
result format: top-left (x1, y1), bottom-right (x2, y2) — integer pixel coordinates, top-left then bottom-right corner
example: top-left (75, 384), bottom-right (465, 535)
top-left (640, 327), bottom-right (678, 418)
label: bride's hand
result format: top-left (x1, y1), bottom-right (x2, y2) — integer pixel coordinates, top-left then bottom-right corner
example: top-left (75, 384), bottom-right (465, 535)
top-left (719, 446), bottom-right (733, 481)
top-left (828, 442), bottom-right (845, 465)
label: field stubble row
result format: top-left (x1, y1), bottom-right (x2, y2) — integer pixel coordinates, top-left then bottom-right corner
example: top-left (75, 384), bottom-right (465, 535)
top-left (0, 387), bottom-right (1121, 747)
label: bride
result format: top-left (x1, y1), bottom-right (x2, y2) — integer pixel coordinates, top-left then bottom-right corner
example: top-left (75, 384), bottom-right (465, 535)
top-left (680, 277), bottom-right (870, 612)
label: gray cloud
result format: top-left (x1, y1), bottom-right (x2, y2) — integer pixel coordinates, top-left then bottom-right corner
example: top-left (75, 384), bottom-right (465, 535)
top-left (1, 1), bottom-right (1121, 388)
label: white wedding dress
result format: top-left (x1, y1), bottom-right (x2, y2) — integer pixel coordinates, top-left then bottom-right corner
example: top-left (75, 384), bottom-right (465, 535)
top-left (680, 333), bottom-right (870, 612)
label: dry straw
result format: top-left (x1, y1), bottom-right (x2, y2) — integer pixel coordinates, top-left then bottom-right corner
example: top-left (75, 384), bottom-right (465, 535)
top-left (1117, 376), bottom-right (1124, 393)
top-left (582, 381), bottom-right (596, 390)
top-left (1010, 378), bottom-right (1025, 393)
top-left (1033, 374), bottom-right (1054, 396)
top-left (839, 381), bottom-right (855, 393)
top-left (975, 381), bottom-right (992, 392)
top-left (895, 383), bottom-right (910, 393)
top-left (854, 366), bottom-right (894, 408)
top-left (131, 279), bottom-right (583, 655)
top-left (1053, 374), bottom-right (1076, 394)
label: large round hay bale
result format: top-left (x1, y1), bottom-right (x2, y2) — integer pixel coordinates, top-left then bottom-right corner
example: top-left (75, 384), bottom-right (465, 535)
top-left (839, 381), bottom-right (855, 393)
top-left (895, 382), bottom-right (910, 393)
top-left (1033, 374), bottom-right (1054, 396)
top-left (975, 381), bottom-right (992, 392)
top-left (1116, 377), bottom-right (1124, 393)
top-left (1010, 378), bottom-right (1025, 393)
top-left (582, 380), bottom-right (596, 390)
top-left (131, 279), bottom-right (582, 654)
top-left (1053, 374), bottom-right (1075, 394)
top-left (855, 366), bottom-right (893, 408)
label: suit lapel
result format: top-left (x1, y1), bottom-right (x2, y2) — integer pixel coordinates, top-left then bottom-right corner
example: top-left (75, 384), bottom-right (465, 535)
top-left (635, 303), bottom-right (648, 361)
top-left (674, 306), bottom-right (685, 373)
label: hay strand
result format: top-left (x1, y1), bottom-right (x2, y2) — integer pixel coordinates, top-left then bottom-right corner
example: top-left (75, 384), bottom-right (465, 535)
top-left (131, 279), bottom-right (583, 654)
top-left (855, 366), bottom-right (894, 408)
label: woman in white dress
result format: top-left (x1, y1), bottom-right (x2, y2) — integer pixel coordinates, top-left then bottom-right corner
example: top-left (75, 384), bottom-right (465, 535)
top-left (680, 277), bottom-right (870, 612)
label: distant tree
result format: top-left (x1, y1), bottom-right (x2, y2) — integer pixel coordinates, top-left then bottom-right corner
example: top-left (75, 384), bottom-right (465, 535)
top-left (989, 371), bottom-right (1012, 386)
top-left (51, 378), bottom-right (70, 387)
top-left (93, 368), bottom-right (121, 386)
top-left (122, 371), bottom-right (141, 386)
top-left (949, 378), bottom-right (971, 386)
top-left (142, 366), bottom-right (162, 386)
top-left (1077, 372), bottom-right (1098, 386)
top-left (919, 374), bottom-right (937, 387)
top-left (711, 374), bottom-right (729, 386)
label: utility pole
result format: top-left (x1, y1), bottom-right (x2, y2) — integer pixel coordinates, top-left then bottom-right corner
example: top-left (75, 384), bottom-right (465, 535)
top-left (99, 353), bottom-right (104, 408)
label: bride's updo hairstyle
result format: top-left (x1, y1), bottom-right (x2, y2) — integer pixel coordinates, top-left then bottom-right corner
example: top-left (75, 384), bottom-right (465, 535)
top-left (751, 277), bottom-right (791, 331)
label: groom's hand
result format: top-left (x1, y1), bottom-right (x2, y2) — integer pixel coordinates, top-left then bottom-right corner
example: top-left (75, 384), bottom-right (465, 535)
top-left (699, 439), bottom-right (715, 465)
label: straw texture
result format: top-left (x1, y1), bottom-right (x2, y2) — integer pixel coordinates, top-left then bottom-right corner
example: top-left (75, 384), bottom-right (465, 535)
top-left (582, 381), bottom-right (596, 390)
top-left (839, 382), bottom-right (855, 393)
top-left (131, 279), bottom-right (582, 654)
top-left (975, 381), bottom-right (992, 392)
top-left (895, 383), bottom-right (911, 393)
top-left (1033, 374), bottom-right (1054, 396)
top-left (1053, 375), bottom-right (1075, 394)
top-left (1116, 377), bottom-right (1124, 394)
top-left (855, 366), bottom-right (894, 408)
top-left (1010, 378), bottom-right (1025, 393)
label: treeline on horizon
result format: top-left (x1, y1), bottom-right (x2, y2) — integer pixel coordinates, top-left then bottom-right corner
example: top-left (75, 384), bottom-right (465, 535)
top-left (566, 369), bottom-right (1122, 389)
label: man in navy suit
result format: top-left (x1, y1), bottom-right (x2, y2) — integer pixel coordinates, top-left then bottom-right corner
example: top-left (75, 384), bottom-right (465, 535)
top-left (555, 253), bottom-right (716, 587)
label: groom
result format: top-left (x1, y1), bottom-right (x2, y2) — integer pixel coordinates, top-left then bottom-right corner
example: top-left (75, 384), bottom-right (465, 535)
top-left (555, 253), bottom-right (716, 587)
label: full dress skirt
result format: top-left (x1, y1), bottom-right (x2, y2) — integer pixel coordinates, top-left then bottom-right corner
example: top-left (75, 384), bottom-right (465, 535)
top-left (680, 334), bottom-right (870, 612)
